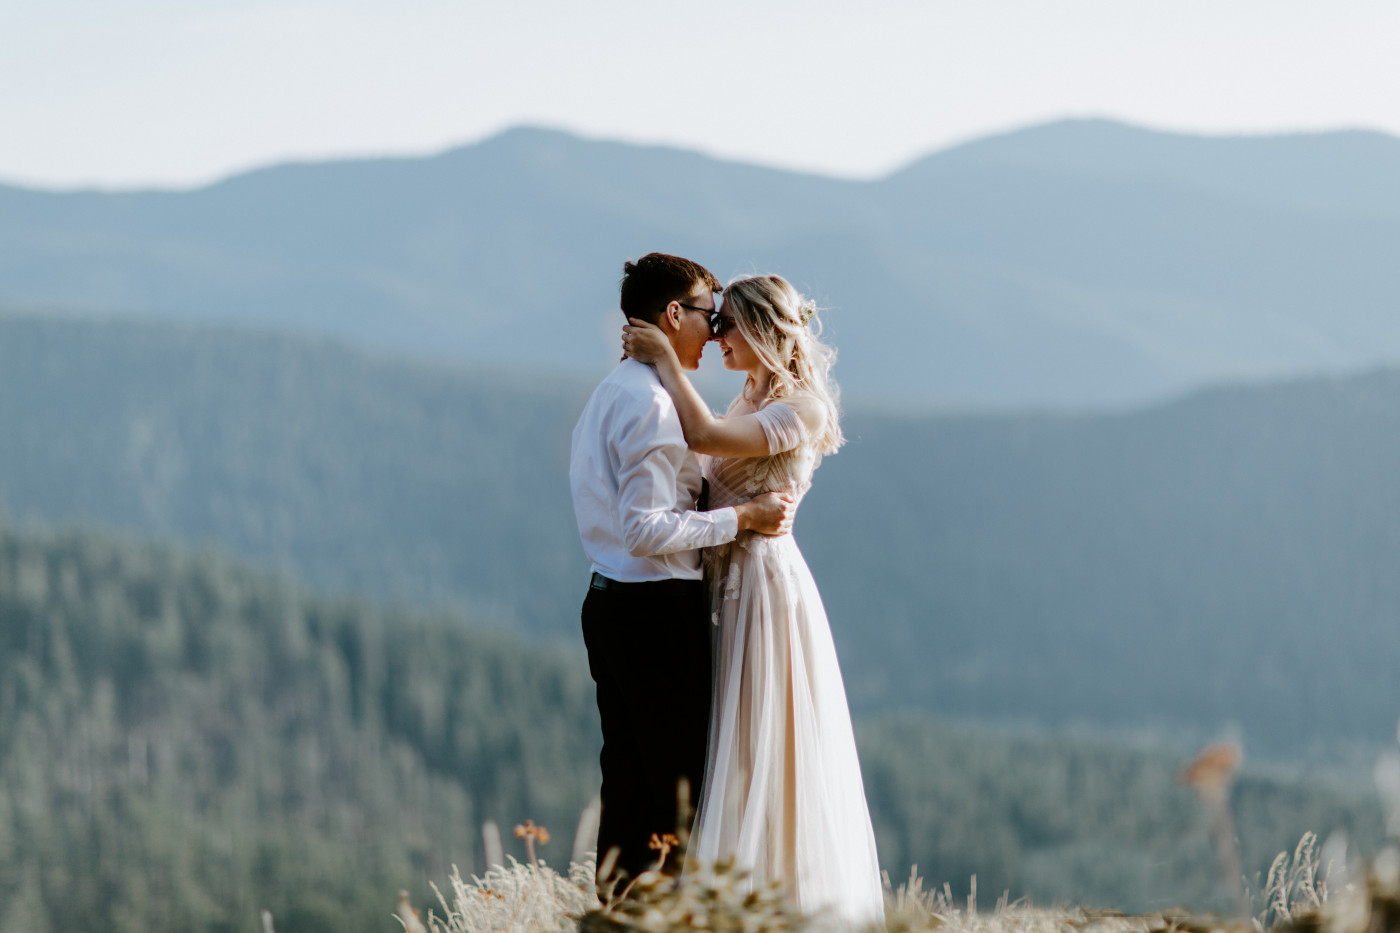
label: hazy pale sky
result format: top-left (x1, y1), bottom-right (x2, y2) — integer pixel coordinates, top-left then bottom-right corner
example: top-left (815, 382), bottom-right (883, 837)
top-left (4, 0), bottom-right (1399, 189)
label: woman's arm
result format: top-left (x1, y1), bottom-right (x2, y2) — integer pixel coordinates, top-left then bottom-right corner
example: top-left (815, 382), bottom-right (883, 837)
top-left (623, 319), bottom-right (773, 458)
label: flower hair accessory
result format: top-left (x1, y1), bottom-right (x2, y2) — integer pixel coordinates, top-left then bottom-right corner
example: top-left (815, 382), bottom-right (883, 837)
top-left (799, 300), bottom-right (817, 325)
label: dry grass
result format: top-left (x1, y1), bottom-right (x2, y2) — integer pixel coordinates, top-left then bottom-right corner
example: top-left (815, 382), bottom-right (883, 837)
top-left (881, 867), bottom-right (1161, 933)
top-left (405, 857), bottom-right (1206, 933)
top-left (400, 842), bottom-right (1400, 933)
top-left (407, 727), bottom-right (1400, 933)
top-left (1267, 845), bottom-right (1400, 933)
top-left (421, 858), bottom-right (599, 933)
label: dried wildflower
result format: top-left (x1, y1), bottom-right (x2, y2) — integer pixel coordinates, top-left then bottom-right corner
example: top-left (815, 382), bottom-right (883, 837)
top-left (514, 819), bottom-right (545, 840)
top-left (1180, 741), bottom-right (1247, 920)
top-left (1180, 742), bottom-right (1243, 791)
top-left (514, 819), bottom-right (551, 866)
top-left (648, 833), bottom-right (681, 871)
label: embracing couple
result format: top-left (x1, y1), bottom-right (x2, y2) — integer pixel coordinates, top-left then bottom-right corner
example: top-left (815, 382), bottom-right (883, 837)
top-left (568, 253), bottom-right (883, 923)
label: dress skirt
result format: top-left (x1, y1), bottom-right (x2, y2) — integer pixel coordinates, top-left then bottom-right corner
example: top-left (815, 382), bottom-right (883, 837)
top-left (688, 529), bottom-right (885, 925)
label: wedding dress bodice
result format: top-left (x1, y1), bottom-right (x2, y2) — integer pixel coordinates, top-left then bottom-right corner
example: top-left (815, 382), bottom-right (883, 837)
top-left (704, 395), bottom-right (820, 510)
top-left (702, 396), bottom-right (821, 614)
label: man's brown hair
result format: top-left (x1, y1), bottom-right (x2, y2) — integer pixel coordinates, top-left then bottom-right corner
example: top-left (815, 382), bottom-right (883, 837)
top-left (619, 253), bottom-right (722, 325)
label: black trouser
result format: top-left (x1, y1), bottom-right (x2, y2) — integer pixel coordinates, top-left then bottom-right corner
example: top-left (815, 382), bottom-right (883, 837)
top-left (581, 575), bottom-right (712, 883)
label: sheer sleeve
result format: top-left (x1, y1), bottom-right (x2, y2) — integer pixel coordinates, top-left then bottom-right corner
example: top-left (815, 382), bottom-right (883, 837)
top-left (752, 402), bottom-right (808, 455)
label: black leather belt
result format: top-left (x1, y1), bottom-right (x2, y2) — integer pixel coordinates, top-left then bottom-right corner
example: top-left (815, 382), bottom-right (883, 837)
top-left (590, 572), bottom-right (696, 592)
top-left (590, 572), bottom-right (628, 592)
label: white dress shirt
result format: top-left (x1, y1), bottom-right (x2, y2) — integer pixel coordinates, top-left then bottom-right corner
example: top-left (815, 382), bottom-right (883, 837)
top-left (570, 360), bottom-right (739, 582)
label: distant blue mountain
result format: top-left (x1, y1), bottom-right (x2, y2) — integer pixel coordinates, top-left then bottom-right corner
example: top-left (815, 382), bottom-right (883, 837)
top-left (907, 118), bottom-right (1400, 217)
top-left (3, 120), bottom-right (1399, 409)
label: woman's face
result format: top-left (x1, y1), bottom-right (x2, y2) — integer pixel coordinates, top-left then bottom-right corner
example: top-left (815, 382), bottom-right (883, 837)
top-left (715, 309), bottom-right (761, 373)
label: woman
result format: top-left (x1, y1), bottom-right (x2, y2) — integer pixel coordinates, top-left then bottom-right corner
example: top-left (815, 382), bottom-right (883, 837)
top-left (622, 274), bottom-right (884, 924)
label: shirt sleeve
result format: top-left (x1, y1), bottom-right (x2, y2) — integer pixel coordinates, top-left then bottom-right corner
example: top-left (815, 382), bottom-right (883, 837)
top-left (615, 391), bottom-right (739, 557)
top-left (752, 402), bottom-right (809, 455)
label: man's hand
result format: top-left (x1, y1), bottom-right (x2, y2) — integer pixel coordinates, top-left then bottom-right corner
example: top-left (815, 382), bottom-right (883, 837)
top-left (733, 491), bottom-right (796, 536)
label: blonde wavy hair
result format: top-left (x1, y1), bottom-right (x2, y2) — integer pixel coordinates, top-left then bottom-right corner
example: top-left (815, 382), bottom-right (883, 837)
top-left (722, 274), bottom-right (844, 455)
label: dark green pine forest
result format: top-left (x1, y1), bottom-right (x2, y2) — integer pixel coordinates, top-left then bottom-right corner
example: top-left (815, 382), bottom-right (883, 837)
top-left (0, 518), bottom-right (1384, 931)
top-left (0, 521), bottom-right (599, 933)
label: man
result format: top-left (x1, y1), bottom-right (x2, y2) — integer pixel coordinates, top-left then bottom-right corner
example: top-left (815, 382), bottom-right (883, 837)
top-left (569, 252), bottom-right (795, 884)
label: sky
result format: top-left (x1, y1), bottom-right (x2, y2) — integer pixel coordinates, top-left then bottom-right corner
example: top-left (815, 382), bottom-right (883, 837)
top-left (4, 0), bottom-right (1400, 190)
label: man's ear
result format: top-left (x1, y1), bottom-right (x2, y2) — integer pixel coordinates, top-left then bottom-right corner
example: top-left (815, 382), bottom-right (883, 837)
top-left (659, 301), bottom-right (682, 332)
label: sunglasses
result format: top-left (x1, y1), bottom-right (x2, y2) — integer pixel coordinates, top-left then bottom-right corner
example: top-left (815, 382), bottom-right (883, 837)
top-left (674, 299), bottom-right (741, 339)
top-left (677, 301), bottom-right (734, 338)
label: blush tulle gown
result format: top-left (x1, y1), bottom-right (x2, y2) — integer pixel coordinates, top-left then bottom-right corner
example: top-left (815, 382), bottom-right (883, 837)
top-left (687, 395), bottom-right (885, 925)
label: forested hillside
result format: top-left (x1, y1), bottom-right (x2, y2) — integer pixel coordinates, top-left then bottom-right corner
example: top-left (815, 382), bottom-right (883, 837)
top-left (0, 519), bottom-right (600, 933)
top-left (0, 312), bottom-right (591, 632)
top-left (806, 370), bottom-right (1400, 748)
top-left (858, 719), bottom-right (1383, 912)
top-left (0, 518), bottom-right (1385, 931)
top-left (3, 313), bottom-right (1400, 754)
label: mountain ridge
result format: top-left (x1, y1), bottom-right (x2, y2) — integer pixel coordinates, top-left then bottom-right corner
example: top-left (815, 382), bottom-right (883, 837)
top-left (12, 119), bottom-right (1400, 196)
top-left (4, 118), bottom-right (1400, 409)
top-left (895, 118), bottom-right (1400, 216)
